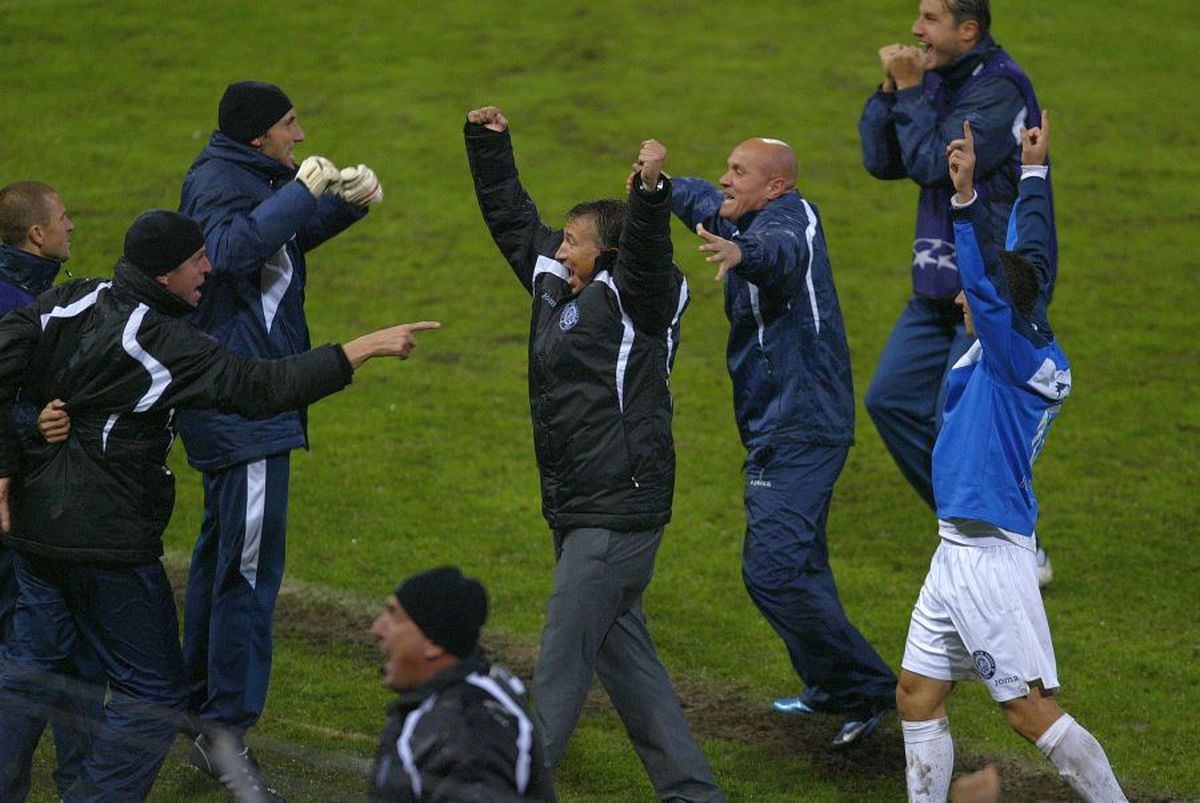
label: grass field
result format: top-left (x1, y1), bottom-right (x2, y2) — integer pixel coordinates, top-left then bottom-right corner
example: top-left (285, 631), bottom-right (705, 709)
top-left (4, 0), bottom-right (1198, 800)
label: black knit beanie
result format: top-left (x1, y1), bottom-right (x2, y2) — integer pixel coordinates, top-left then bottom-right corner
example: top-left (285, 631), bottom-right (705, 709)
top-left (395, 566), bottom-right (488, 658)
top-left (123, 210), bottom-right (206, 275)
top-left (218, 80), bottom-right (293, 143)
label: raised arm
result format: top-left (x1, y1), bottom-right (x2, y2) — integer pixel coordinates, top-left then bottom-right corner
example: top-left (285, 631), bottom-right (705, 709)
top-left (464, 106), bottom-right (561, 294)
top-left (615, 139), bottom-right (681, 332)
top-left (1006, 111), bottom-right (1053, 295)
top-left (949, 121), bottom-right (1042, 382)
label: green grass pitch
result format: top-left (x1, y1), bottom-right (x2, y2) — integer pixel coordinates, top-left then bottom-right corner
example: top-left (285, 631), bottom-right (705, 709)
top-left (3, 0), bottom-right (1197, 799)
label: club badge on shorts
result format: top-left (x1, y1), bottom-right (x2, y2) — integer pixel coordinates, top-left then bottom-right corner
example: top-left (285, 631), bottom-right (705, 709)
top-left (559, 301), bottom-right (580, 331)
top-left (972, 650), bottom-right (996, 680)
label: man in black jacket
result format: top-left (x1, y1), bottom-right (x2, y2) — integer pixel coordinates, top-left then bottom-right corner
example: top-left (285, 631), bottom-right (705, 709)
top-left (465, 106), bottom-right (722, 802)
top-left (0, 210), bottom-right (437, 802)
top-left (369, 566), bottom-right (554, 801)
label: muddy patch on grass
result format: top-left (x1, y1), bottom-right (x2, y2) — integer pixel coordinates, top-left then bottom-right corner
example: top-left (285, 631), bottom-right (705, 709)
top-left (165, 561), bottom-right (1169, 801)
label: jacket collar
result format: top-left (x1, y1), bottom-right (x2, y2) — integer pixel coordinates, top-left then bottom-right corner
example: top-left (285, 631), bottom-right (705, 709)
top-left (200, 131), bottom-right (298, 183)
top-left (388, 650), bottom-right (490, 711)
top-left (0, 244), bottom-right (63, 296)
top-left (593, 250), bottom-right (618, 279)
top-left (111, 258), bottom-right (196, 318)
top-left (735, 190), bottom-right (801, 231)
top-left (936, 34), bottom-right (999, 90)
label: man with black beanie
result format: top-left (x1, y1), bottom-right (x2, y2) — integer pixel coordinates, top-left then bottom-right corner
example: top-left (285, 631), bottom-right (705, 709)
top-left (0, 209), bottom-right (437, 801)
top-left (369, 566), bottom-right (555, 802)
top-left (177, 79), bottom-right (385, 787)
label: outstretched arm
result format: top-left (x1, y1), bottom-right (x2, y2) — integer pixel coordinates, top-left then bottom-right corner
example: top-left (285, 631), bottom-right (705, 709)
top-left (464, 106), bottom-right (561, 294)
top-left (140, 318), bottom-right (439, 420)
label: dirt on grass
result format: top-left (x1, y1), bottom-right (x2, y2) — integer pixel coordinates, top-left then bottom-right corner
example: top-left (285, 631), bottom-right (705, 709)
top-left (165, 562), bottom-right (1176, 802)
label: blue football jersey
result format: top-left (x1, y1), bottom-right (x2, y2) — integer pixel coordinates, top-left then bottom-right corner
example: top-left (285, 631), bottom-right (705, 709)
top-left (933, 172), bottom-right (1069, 537)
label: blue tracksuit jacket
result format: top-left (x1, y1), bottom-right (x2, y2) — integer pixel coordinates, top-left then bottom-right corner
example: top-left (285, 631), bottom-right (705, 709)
top-left (176, 132), bottom-right (365, 470)
top-left (933, 171), bottom-right (1068, 536)
top-left (859, 35), bottom-right (1055, 299)
top-left (670, 180), bottom-right (854, 449)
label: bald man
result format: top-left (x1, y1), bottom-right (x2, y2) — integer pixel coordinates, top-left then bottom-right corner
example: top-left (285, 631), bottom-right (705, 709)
top-left (669, 139), bottom-right (897, 748)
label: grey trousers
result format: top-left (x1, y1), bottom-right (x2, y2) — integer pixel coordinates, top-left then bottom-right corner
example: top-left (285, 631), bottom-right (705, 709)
top-left (532, 526), bottom-right (724, 802)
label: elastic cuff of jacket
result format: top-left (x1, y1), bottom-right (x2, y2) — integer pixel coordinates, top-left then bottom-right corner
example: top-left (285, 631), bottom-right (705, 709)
top-left (950, 189), bottom-right (978, 209)
top-left (331, 343), bottom-right (354, 380)
top-left (893, 84), bottom-right (924, 103)
top-left (335, 343), bottom-right (353, 379)
top-left (631, 175), bottom-right (670, 205)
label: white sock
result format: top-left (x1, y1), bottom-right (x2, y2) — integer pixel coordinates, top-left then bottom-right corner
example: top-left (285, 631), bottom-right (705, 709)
top-left (903, 718), bottom-right (954, 802)
top-left (1035, 714), bottom-right (1128, 802)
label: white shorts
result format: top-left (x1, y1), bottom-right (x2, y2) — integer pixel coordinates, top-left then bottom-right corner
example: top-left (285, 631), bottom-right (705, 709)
top-left (902, 538), bottom-right (1059, 702)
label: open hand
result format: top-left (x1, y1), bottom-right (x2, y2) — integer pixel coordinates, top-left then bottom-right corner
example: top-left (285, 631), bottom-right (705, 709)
top-left (695, 223), bottom-right (742, 281)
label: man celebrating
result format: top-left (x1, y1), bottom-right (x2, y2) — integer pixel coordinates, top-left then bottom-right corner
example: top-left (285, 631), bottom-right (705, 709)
top-left (177, 80), bottom-right (385, 785)
top-left (0, 181), bottom-right (106, 800)
top-left (0, 209), bottom-right (436, 802)
top-left (669, 140), bottom-right (896, 747)
top-left (369, 566), bottom-right (554, 801)
top-left (859, 0), bottom-right (1057, 586)
top-left (896, 116), bottom-right (1126, 802)
top-left (465, 106), bottom-right (723, 801)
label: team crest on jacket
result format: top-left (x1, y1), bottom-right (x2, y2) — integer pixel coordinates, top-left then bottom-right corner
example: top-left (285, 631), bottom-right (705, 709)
top-left (559, 301), bottom-right (580, 331)
top-left (972, 650), bottom-right (996, 680)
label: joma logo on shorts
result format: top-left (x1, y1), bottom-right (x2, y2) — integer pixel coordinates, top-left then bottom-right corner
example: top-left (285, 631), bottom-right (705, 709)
top-left (993, 675), bottom-right (1020, 686)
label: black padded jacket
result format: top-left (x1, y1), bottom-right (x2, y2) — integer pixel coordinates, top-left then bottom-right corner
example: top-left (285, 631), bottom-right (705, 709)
top-left (369, 652), bottom-right (555, 802)
top-left (0, 259), bottom-right (353, 563)
top-left (466, 123), bottom-right (688, 533)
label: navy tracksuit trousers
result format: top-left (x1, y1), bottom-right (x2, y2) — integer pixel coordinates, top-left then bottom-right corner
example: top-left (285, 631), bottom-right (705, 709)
top-left (0, 546), bottom-right (105, 800)
top-left (864, 294), bottom-right (972, 510)
top-left (0, 554), bottom-right (186, 802)
top-left (183, 454), bottom-right (289, 734)
top-left (741, 441), bottom-right (896, 716)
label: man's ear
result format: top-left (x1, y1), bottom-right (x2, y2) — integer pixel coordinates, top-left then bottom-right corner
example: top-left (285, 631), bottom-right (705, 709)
top-left (26, 224), bottom-right (44, 249)
top-left (422, 640), bottom-right (448, 662)
top-left (959, 19), bottom-right (980, 48)
top-left (766, 177), bottom-right (788, 201)
top-left (248, 134), bottom-right (265, 150)
top-left (153, 273), bottom-right (170, 288)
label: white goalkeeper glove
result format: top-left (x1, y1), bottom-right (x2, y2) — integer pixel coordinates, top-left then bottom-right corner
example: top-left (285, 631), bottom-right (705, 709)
top-left (339, 164), bottom-right (383, 206)
top-left (295, 155), bottom-right (341, 197)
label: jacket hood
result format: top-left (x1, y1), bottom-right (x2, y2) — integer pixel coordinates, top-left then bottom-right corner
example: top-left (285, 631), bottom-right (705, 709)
top-left (194, 131), bottom-right (297, 183)
top-left (112, 258), bottom-right (196, 318)
top-left (0, 244), bottom-right (63, 296)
